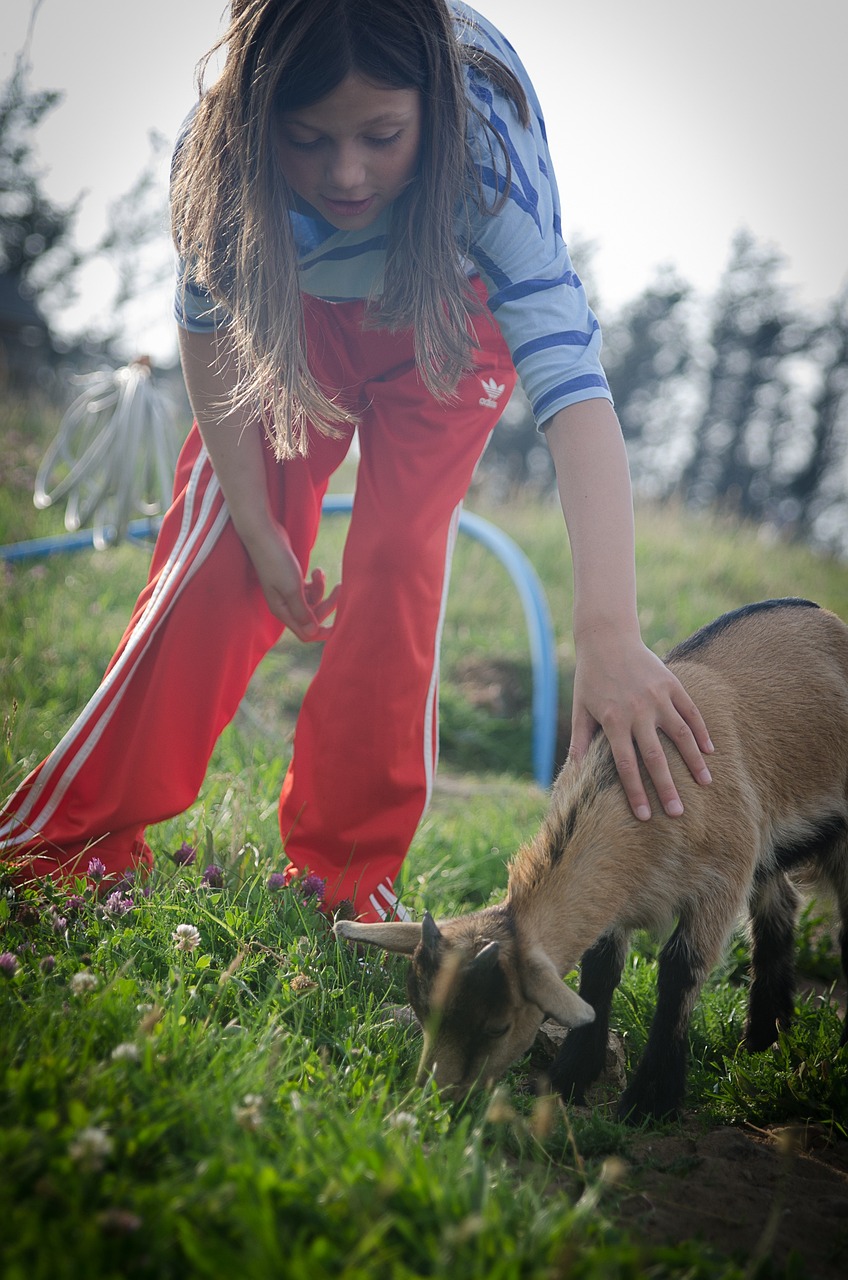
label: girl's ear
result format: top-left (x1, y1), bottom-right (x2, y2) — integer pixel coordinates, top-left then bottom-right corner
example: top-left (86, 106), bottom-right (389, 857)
top-left (333, 918), bottom-right (423, 955)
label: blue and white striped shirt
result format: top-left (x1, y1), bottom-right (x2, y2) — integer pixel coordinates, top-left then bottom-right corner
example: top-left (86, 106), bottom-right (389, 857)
top-left (175, 2), bottom-right (612, 426)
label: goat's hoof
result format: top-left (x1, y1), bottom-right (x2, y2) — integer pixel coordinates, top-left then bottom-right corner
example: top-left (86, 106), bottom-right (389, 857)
top-left (553, 1080), bottom-right (587, 1106)
top-left (616, 1086), bottom-right (680, 1127)
top-left (744, 1012), bottom-right (791, 1053)
top-left (744, 1027), bottom-right (779, 1053)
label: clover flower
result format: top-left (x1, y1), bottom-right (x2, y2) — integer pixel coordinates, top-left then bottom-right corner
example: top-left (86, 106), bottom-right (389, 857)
top-left (104, 890), bottom-right (135, 917)
top-left (172, 923), bottom-right (201, 952)
top-left (266, 872), bottom-right (287, 892)
top-left (171, 842), bottom-right (197, 867)
top-left (40, 955), bottom-right (56, 975)
top-left (65, 894), bottom-right (86, 915)
top-left (289, 973), bottom-right (319, 993)
top-left (201, 864), bottom-right (224, 889)
top-left (301, 873), bottom-right (326, 902)
top-left (68, 1125), bottom-right (113, 1170)
top-left (0, 952), bottom-right (18, 979)
top-left (87, 857), bottom-right (106, 883)
top-left (110, 1042), bottom-right (140, 1062)
top-left (70, 970), bottom-right (98, 995)
top-left (13, 900), bottom-right (40, 927)
top-left (386, 1111), bottom-right (419, 1136)
top-left (96, 1208), bottom-right (142, 1234)
top-left (50, 911), bottom-right (68, 933)
top-left (233, 1093), bottom-right (264, 1131)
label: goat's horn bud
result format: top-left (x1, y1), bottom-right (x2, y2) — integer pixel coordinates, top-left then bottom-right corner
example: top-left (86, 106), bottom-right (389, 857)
top-left (421, 911), bottom-right (442, 953)
top-left (470, 940), bottom-right (501, 972)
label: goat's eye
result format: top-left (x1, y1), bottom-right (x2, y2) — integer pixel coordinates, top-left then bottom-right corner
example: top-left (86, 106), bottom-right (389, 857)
top-left (486, 1024), bottom-right (511, 1040)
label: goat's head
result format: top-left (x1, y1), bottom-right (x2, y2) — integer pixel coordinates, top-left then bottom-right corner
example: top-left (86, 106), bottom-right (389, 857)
top-left (334, 910), bottom-right (594, 1097)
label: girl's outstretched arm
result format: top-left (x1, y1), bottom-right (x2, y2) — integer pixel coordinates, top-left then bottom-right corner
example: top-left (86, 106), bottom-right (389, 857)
top-left (178, 327), bottom-right (338, 642)
top-left (544, 398), bottom-right (714, 819)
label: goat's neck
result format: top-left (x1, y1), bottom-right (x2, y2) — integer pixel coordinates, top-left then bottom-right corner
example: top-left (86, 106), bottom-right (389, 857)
top-left (505, 824), bottom-right (629, 976)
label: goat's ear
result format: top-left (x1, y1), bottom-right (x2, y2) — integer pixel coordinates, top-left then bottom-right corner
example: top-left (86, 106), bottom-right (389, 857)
top-left (521, 948), bottom-right (595, 1028)
top-left (333, 918), bottom-right (423, 955)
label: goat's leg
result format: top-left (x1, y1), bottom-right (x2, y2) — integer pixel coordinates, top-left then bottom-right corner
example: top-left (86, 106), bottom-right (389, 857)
top-left (617, 903), bottom-right (734, 1125)
top-left (745, 871), bottom-right (800, 1052)
top-left (822, 832), bottom-right (848, 1047)
top-left (548, 929), bottom-right (628, 1104)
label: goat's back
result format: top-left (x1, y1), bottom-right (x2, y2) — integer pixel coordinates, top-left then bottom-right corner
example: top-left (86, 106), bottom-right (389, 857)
top-left (514, 600), bottom-right (848, 938)
top-left (666, 600), bottom-right (848, 813)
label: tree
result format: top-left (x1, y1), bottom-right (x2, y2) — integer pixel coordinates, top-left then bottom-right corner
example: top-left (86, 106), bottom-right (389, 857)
top-left (0, 9), bottom-right (171, 381)
top-left (600, 268), bottom-right (694, 495)
top-left (681, 230), bottom-right (809, 519)
top-left (787, 286), bottom-right (848, 550)
top-left (0, 59), bottom-right (81, 314)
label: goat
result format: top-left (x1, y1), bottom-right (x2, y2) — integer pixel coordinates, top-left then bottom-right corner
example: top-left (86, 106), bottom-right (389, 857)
top-left (335, 599), bottom-right (848, 1123)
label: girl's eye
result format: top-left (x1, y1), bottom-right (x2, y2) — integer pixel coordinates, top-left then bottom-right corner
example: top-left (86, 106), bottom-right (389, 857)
top-left (287, 137), bottom-right (324, 152)
top-left (366, 132), bottom-right (402, 148)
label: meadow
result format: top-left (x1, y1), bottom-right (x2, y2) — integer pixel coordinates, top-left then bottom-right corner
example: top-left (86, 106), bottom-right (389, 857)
top-left (2, 398), bottom-right (847, 1278)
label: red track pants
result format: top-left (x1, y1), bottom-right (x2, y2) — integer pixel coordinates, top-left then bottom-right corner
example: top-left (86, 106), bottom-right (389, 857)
top-left (1, 283), bottom-right (516, 920)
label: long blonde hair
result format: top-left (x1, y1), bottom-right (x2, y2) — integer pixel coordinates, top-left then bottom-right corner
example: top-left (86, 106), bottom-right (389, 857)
top-left (171, 0), bottom-right (529, 458)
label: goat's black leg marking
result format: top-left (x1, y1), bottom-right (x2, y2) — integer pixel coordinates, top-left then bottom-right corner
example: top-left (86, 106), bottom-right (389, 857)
top-left (549, 930), bottom-right (628, 1104)
top-left (828, 835), bottom-right (848, 1047)
top-left (797, 824), bottom-right (848, 1047)
top-left (745, 872), bottom-right (799, 1052)
top-left (617, 921), bottom-right (704, 1125)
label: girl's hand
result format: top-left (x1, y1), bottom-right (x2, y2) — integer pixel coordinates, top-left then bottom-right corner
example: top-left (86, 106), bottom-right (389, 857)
top-left (242, 521), bottom-right (339, 643)
top-left (569, 632), bottom-right (714, 821)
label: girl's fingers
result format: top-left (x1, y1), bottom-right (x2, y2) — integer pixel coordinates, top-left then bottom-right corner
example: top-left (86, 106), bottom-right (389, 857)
top-left (305, 569), bottom-right (340, 630)
top-left (607, 729), bottom-right (654, 821)
top-left (566, 706), bottom-right (595, 767)
top-left (672, 689), bottom-right (715, 757)
top-left (627, 711), bottom-right (713, 821)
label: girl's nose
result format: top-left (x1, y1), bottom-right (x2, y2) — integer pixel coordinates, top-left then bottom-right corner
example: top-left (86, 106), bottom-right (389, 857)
top-left (326, 144), bottom-right (366, 192)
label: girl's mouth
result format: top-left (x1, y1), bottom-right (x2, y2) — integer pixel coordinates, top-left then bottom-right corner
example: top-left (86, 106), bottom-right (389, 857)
top-left (321, 195), bottom-right (376, 218)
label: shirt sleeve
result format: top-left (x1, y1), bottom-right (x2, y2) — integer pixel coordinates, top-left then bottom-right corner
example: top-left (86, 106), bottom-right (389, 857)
top-left (173, 253), bottom-right (231, 334)
top-left (170, 107), bottom-right (232, 334)
top-left (459, 25), bottom-right (613, 426)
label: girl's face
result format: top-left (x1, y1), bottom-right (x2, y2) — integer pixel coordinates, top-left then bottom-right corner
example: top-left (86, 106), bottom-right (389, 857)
top-left (274, 73), bottom-right (423, 230)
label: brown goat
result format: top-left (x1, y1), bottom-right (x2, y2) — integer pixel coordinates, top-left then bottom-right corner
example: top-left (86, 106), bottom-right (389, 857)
top-left (335, 599), bottom-right (848, 1123)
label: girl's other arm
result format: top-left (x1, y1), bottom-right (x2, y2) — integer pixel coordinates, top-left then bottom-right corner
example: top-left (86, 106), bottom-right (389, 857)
top-left (545, 398), bottom-right (713, 819)
top-left (177, 327), bottom-right (338, 641)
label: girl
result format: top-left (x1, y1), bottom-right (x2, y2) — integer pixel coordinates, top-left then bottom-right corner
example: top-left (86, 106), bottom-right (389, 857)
top-left (1, 0), bottom-right (713, 922)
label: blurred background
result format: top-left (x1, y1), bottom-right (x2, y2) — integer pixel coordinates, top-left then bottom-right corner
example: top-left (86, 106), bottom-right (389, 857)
top-left (2, 0), bottom-right (847, 553)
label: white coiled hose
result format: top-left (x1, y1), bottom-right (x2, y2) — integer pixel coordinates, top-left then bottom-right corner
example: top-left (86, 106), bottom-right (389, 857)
top-left (34, 357), bottom-right (183, 549)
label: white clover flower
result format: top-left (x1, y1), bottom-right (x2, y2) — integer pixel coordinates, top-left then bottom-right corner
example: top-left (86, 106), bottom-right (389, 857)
top-left (172, 923), bottom-right (201, 952)
top-left (386, 1110), bottom-right (419, 1136)
top-left (110, 1042), bottom-right (140, 1062)
top-left (68, 1125), bottom-right (113, 1170)
top-left (70, 970), bottom-right (99, 995)
top-left (234, 1093), bottom-right (264, 1131)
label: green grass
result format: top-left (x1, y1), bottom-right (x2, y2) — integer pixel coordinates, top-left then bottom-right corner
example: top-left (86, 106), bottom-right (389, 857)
top-left (2, 396), bottom-right (848, 1278)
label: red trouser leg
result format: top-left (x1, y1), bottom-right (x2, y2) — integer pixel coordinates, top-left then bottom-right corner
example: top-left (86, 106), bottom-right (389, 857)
top-left (280, 286), bottom-right (517, 919)
top-left (1, 284), bottom-right (515, 918)
top-left (0, 418), bottom-right (352, 883)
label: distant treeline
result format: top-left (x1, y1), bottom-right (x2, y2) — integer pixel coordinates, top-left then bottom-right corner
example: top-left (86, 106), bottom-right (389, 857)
top-left (483, 230), bottom-right (848, 557)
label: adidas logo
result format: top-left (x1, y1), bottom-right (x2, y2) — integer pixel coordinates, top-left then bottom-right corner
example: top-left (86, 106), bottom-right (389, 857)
top-left (478, 377), bottom-right (506, 409)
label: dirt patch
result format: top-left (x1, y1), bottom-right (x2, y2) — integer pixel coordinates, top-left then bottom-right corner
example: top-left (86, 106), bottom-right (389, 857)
top-left (529, 1026), bottom-right (848, 1277)
top-left (453, 656), bottom-right (529, 718)
top-left (610, 1120), bottom-right (848, 1279)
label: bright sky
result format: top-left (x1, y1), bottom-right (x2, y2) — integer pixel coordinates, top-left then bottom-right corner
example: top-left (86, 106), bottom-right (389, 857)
top-left (5, 0), bottom-right (847, 362)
